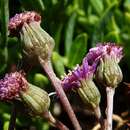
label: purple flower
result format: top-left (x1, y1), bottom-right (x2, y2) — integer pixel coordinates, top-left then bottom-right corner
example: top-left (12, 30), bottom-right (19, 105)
top-left (8, 11), bottom-right (41, 36)
top-left (88, 43), bottom-right (123, 87)
top-left (0, 72), bottom-right (28, 101)
top-left (62, 56), bottom-right (101, 110)
top-left (86, 43), bottom-right (123, 66)
top-left (62, 43), bottom-right (123, 90)
top-left (62, 58), bottom-right (96, 91)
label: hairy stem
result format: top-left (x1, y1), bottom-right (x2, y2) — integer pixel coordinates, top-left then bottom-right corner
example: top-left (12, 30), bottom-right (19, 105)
top-left (94, 106), bottom-right (105, 130)
top-left (8, 105), bottom-right (16, 130)
top-left (43, 111), bottom-right (69, 130)
top-left (39, 58), bottom-right (81, 130)
top-left (106, 87), bottom-right (115, 130)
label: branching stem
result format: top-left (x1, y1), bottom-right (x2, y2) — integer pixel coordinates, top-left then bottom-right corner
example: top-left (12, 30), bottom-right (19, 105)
top-left (43, 111), bottom-right (69, 130)
top-left (39, 58), bottom-right (81, 130)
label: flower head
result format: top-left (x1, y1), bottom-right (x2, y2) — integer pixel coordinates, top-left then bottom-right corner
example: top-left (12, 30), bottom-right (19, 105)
top-left (0, 71), bottom-right (50, 115)
top-left (9, 11), bottom-right (41, 36)
top-left (62, 58), bottom-right (96, 91)
top-left (87, 43), bottom-right (123, 88)
top-left (0, 72), bottom-right (28, 101)
top-left (9, 11), bottom-right (54, 61)
top-left (86, 43), bottom-right (123, 66)
top-left (62, 58), bottom-right (100, 109)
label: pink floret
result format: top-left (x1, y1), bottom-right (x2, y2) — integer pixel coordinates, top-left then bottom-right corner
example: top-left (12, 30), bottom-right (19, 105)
top-left (8, 11), bottom-right (41, 36)
top-left (0, 72), bottom-right (28, 101)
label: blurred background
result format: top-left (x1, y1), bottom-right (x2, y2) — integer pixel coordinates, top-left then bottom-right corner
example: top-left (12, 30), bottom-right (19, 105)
top-left (0, 0), bottom-right (130, 129)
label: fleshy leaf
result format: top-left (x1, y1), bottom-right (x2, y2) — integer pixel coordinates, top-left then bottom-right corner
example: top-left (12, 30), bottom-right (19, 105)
top-left (68, 33), bottom-right (88, 68)
top-left (65, 12), bottom-right (77, 56)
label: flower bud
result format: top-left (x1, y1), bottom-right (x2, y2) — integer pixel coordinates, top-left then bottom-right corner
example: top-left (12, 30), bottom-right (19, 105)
top-left (96, 55), bottom-right (123, 88)
top-left (9, 11), bottom-right (55, 61)
top-left (20, 83), bottom-right (50, 115)
top-left (78, 79), bottom-right (101, 110)
top-left (21, 22), bottom-right (54, 61)
top-left (86, 43), bottom-right (123, 88)
top-left (62, 58), bottom-right (101, 110)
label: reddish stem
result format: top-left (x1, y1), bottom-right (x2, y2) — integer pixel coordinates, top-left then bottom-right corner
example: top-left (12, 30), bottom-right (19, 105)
top-left (43, 111), bottom-right (69, 130)
top-left (39, 58), bottom-right (81, 130)
top-left (94, 106), bottom-right (105, 130)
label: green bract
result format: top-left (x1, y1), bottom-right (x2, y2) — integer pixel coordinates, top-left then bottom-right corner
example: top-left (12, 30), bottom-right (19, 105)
top-left (20, 83), bottom-right (50, 115)
top-left (21, 22), bottom-right (55, 62)
top-left (96, 55), bottom-right (123, 88)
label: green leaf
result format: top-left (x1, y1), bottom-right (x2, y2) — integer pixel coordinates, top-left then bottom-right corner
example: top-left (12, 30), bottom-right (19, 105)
top-left (124, 0), bottom-right (130, 12)
top-left (65, 12), bottom-right (77, 56)
top-left (0, 33), bottom-right (1, 43)
top-left (88, 15), bottom-right (99, 25)
top-left (52, 52), bottom-right (65, 77)
top-left (68, 33), bottom-right (88, 68)
top-left (42, 122), bottom-right (50, 130)
top-left (125, 12), bottom-right (130, 24)
top-left (3, 121), bottom-right (9, 130)
top-left (0, 0), bottom-right (9, 67)
top-left (0, 0), bottom-right (9, 45)
top-left (36, 0), bottom-right (45, 11)
top-left (54, 23), bottom-right (63, 52)
top-left (21, 0), bottom-right (45, 12)
top-left (98, 1), bottom-right (118, 25)
top-left (90, 0), bottom-right (104, 16)
top-left (33, 73), bottom-right (49, 88)
top-left (104, 31), bottom-right (120, 42)
top-left (91, 1), bottom-right (118, 47)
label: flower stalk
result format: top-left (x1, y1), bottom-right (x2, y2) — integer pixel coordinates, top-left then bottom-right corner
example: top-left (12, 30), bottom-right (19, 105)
top-left (61, 56), bottom-right (103, 129)
top-left (8, 104), bottom-right (17, 130)
top-left (43, 111), bottom-right (69, 130)
top-left (86, 43), bottom-right (123, 130)
top-left (94, 106), bottom-right (105, 130)
top-left (39, 58), bottom-right (81, 130)
top-left (106, 87), bottom-right (115, 130)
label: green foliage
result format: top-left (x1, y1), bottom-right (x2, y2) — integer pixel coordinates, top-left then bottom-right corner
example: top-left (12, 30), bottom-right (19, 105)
top-left (67, 33), bottom-right (88, 68)
top-left (0, 0), bottom-right (130, 129)
top-left (0, 0), bottom-right (9, 73)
